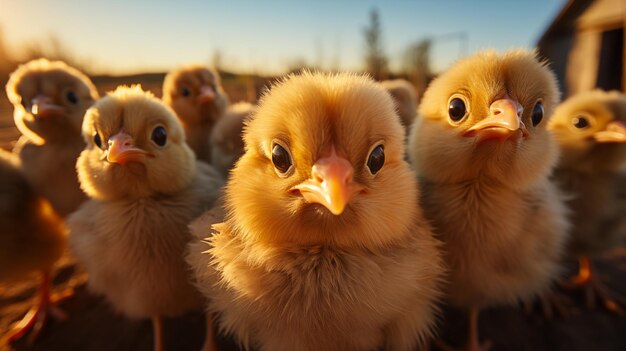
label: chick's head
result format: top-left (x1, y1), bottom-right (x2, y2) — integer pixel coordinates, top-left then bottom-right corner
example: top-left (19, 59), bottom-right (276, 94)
top-left (227, 72), bottom-right (418, 248)
top-left (77, 86), bottom-right (195, 200)
top-left (409, 49), bottom-right (559, 188)
top-left (162, 65), bottom-right (228, 126)
top-left (6, 58), bottom-right (99, 144)
top-left (548, 90), bottom-right (626, 172)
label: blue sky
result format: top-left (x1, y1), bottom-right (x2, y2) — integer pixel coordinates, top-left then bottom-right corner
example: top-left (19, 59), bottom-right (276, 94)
top-left (0, 0), bottom-right (567, 75)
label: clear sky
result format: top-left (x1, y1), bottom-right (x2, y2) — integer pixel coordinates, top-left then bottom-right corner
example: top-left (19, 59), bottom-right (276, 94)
top-left (0, 0), bottom-right (567, 76)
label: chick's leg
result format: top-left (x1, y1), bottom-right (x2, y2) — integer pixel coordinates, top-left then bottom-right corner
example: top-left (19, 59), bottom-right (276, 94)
top-left (564, 256), bottom-right (626, 314)
top-left (201, 313), bottom-right (219, 351)
top-left (435, 307), bottom-right (491, 351)
top-left (152, 316), bottom-right (164, 351)
top-left (7, 271), bottom-right (70, 344)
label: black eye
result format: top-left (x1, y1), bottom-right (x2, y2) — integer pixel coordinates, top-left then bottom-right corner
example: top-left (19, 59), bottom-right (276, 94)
top-left (572, 116), bottom-right (590, 129)
top-left (151, 126), bottom-right (167, 146)
top-left (367, 145), bottom-right (385, 175)
top-left (181, 87), bottom-right (190, 97)
top-left (66, 90), bottom-right (78, 104)
top-left (448, 98), bottom-right (467, 122)
top-left (271, 143), bottom-right (292, 174)
top-left (93, 132), bottom-right (102, 148)
top-left (531, 102), bottom-right (544, 127)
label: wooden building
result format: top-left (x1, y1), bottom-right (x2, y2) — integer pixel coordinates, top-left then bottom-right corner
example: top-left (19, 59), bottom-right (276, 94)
top-left (537, 0), bottom-right (625, 97)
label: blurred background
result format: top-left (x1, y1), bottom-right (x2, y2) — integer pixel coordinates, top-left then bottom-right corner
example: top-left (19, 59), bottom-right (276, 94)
top-left (0, 0), bottom-right (585, 150)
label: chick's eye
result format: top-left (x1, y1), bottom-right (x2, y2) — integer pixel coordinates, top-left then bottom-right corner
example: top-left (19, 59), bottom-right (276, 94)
top-left (448, 98), bottom-right (467, 122)
top-left (271, 143), bottom-right (292, 174)
top-left (181, 87), bottom-right (191, 97)
top-left (93, 132), bottom-right (102, 149)
top-left (66, 91), bottom-right (78, 104)
top-left (151, 126), bottom-right (167, 146)
top-left (367, 145), bottom-right (385, 175)
top-left (531, 102), bottom-right (544, 127)
top-left (572, 116), bottom-right (590, 129)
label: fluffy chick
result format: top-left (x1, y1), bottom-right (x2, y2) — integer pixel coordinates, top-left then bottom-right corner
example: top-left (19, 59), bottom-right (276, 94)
top-left (67, 86), bottom-right (223, 351)
top-left (188, 72), bottom-right (444, 351)
top-left (209, 101), bottom-right (256, 178)
top-left (381, 79), bottom-right (418, 132)
top-left (0, 150), bottom-right (66, 343)
top-left (5, 58), bottom-right (98, 217)
top-left (548, 90), bottom-right (626, 312)
top-left (408, 50), bottom-right (568, 351)
top-left (163, 65), bottom-right (229, 162)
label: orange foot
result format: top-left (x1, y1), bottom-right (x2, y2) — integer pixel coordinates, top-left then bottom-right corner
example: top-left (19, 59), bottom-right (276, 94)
top-left (7, 271), bottom-right (73, 345)
top-left (563, 256), bottom-right (626, 315)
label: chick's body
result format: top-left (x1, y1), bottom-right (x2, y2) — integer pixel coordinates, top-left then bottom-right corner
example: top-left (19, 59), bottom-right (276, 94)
top-left (0, 150), bottom-right (64, 283)
top-left (381, 79), bottom-right (418, 132)
top-left (6, 59), bottom-right (98, 217)
top-left (68, 87), bottom-right (222, 326)
top-left (408, 50), bottom-right (568, 349)
top-left (209, 101), bottom-right (256, 178)
top-left (163, 65), bottom-right (229, 162)
top-left (188, 72), bottom-right (444, 351)
top-left (548, 90), bottom-right (626, 257)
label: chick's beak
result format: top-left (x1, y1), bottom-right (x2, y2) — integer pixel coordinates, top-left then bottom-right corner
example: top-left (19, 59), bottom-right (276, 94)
top-left (106, 131), bottom-right (151, 165)
top-left (292, 149), bottom-right (362, 215)
top-left (30, 95), bottom-right (65, 118)
top-left (464, 98), bottom-right (528, 142)
top-left (594, 121), bottom-right (626, 143)
top-left (197, 85), bottom-right (215, 104)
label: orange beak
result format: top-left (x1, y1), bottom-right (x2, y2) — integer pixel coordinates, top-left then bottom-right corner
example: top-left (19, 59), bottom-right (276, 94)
top-left (464, 98), bottom-right (528, 142)
top-left (197, 85), bottom-right (215, 104)
top-left (30, 95), bottom-right (65, 118)
top-left (292, 148), bottom-right (362, 215)
top-left (106, 131), bottom-right (151, 165)
top-left (594, 121), bottom-right (626, 143)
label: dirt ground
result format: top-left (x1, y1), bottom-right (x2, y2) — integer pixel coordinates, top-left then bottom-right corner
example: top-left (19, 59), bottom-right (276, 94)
top-left (1, 253), bottom-right (626, 351)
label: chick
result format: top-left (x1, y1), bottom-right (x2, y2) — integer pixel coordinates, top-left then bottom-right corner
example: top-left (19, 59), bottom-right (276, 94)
top-left (408, 50), bottom-right (568, 351)
top-left (209, 101), bottom-right (256, 178)
top-left (547, 90), bottom-right (626, 313)
top-left (187, 72), bottom-right (444, 351)
top-left (381, 79), bottom-right (418, 132)
top-left (0, 150), bottom-right (67, 343)
top-left (67, 86), bottom-right (223, 351)
top-left (163, 65), bottom-right (229, 162)
top-left (5, 58), bottom-right (98, 217)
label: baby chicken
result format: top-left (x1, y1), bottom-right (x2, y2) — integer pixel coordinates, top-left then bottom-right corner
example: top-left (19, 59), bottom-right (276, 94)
top-left (548, 90), bottom-right (626, 313)
top-left (163, 65), bottom-right (229, 162)
top-left (408, 50), bottom-right (568, 351)
top-left (209, 101), bottom-right (256, 178)
top-left (187, 72), bottom-right (444, 351)
top-left (381, 79), bottom-right (418, 132)
top-left (0, 150), bottom-right (67, 343)
top-left (5, 58), bottom-right (98, 217)
top-left (67, 86), bottom-right (223, 351)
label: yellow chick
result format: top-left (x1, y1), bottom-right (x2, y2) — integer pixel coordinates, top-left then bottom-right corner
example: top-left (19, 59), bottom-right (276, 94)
top-left (187, 72), bottom-right (444, 351)
top-left (209, 101), bottom-right (256, 178)
top-left (381, 79), bottom-right (418, 132)
top-left (548, 90), bottom-right (626, 313)
top-left (408, 50), bottom-right (569, 351)
top-left (162, 65), bottom-right (229, 162)
top-left (5, 58), bottom-right (99, 217)
top-left (0, 150), bottom-right (66, 344)
top-left (67, 86), bottom-right (223, 351)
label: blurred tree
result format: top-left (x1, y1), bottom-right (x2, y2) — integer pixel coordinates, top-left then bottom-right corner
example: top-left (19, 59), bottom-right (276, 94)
top-left (212, 49), bottom-right (223, 72)
top-left (363, 8), bottom-right (388, 80)
top-left (402, 38), bottom-right (433, 101)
